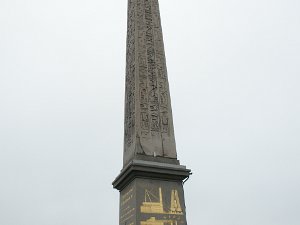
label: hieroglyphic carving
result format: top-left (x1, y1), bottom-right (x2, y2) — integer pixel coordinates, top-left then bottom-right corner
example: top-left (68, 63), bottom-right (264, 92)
top-left (152, 0), bottom-right (170, 135)
top-left (137, 0), bottom-right (150, 137)
top-left (124, 0), bottom-right (136, 152)
top-left (144, 0), bottom-right (160, 135)
top-left (124, 0), bottom-right (177, 163)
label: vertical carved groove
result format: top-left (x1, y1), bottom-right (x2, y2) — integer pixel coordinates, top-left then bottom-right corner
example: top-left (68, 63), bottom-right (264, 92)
top-left (124, 0), bottom-right (177, 166)
top-left (124, 0), bottom-right (136, 154)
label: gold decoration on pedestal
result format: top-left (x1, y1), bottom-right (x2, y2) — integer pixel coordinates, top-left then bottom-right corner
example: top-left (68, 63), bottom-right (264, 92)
top-left (141, 188), bottom-right (164, 214)
top-left (141, 217), bottom-right (178, 225)
top-left (170, 190), bottom-right (182, 214)
top-left (140, 188), bottom-right (183, 215)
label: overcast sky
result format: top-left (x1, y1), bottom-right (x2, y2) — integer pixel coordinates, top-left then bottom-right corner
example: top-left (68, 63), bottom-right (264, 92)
top-left (0, 0), bottom-right (300, 224)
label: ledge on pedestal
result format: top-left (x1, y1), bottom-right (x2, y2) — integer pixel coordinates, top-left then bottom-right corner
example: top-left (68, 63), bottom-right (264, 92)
top-left (113, 159), bottom-right (191, 191)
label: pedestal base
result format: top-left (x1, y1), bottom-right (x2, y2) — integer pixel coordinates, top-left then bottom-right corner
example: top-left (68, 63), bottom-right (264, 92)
top-left (113, 160), bottom-right (191, 225)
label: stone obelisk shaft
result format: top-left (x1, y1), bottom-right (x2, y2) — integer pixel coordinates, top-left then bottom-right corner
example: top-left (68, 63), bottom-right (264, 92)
top-left (113, 1), bottom-right (191, 225)
top-left (124, 0), bottom-right (177, 166)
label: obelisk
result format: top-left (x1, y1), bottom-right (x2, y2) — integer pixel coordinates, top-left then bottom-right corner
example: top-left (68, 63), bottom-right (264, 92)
top-left (113, 0), bottom-right (191, 224)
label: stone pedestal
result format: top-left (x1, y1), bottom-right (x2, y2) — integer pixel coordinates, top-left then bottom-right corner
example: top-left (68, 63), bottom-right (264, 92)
top-left (113, 160), bottom-right (191, 225)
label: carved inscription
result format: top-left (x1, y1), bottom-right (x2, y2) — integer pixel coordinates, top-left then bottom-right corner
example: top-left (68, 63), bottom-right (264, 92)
top-left (136, 0), bottom-right (171, 138)
top-left (144, 0), bottom-right (160, 134)
top-left (124, 0), bottom-right (136, 151)
top-left (120, 187), bottom-right (135, 224)
top-left (124, 0), bottom-right (177, 163)
top-left (137, 0), bottom-right (150, 137)
top-left (152, 0), bottom-right (170, 135)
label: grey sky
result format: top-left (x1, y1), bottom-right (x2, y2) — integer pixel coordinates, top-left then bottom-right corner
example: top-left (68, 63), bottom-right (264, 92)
top-left (0, 0), bottom-right (299, 225)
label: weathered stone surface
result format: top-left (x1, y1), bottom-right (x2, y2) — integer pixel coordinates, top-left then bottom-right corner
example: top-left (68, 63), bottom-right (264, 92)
top-left (124, 0), bottom-right (177, 166)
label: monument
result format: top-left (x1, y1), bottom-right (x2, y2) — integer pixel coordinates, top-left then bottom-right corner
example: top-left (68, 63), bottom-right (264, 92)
top-left (113, 0), bottom-right (191, 224)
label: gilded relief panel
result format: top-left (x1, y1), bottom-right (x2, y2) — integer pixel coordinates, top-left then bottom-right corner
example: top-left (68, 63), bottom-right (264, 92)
top-left (136, 179), bottom-right (188, 225)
